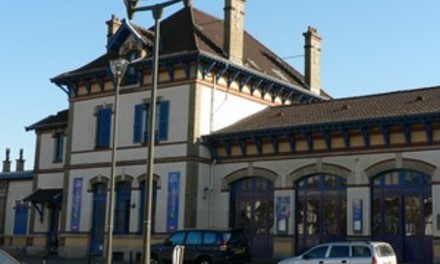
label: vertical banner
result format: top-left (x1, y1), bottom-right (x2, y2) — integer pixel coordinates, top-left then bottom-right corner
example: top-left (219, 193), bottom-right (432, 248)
top-left (167, 172), bottom-right (180, 233)
top-left (70, 177), bottom-right (83, 232)
top-left (276, 196), bottom-right (291, 234)
top-left (353, 199), bottom-right (363, 233)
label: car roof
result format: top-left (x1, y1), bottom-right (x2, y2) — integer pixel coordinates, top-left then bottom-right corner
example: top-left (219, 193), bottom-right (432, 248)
top-left (313, 241), bottom-right (390, 247)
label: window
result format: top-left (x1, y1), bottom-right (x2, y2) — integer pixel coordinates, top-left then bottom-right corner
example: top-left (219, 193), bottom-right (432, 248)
top-left (115, 181), bottom-right (131, 234)
top-left (95, 107), bottom-right (112, 148)
top-left (53, 132), bottom-right (65, 163)
top-left (329, 245), bottom-right (349, 258)
top-left (123, 50), bottom-right (140, 85)
top-left (186, 231), bottom-right (202, 245)
top-left (304, 246), bottom-right (328, 259)
top-left (352, 246), bottom-right (371, 257)
top-left (203, 232), bottom-right (220, 245)
top-left (133, 100), bottom-right (170, 143)
top-left (167, 232), bottom-right (186, 246)
top-left (139, 180), bottom-right (157, 233)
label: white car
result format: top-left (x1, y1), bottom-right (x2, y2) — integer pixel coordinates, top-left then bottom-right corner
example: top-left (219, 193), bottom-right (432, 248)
top-left (278, 241), bottom-right (397, 264)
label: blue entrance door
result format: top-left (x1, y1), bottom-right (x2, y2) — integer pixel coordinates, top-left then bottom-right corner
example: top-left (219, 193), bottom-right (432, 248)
top-left (295, 174), bottom-right (347, 254)
top-left (14, 203), bottom-right (28, 235)
top-left (230, 177), bottom-right (274, 259)
top-left (90, 183), bottom-right (107, 255)
top-left (372, 169), bottom-right (432, 263)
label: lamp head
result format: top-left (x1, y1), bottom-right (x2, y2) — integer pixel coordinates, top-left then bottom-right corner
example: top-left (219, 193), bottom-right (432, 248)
top-left (124, 0), bottom-right (139, 20)
top-left (110, 58), bottom-right (129, 78)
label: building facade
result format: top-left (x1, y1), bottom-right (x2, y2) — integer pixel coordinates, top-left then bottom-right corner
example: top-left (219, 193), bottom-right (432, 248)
top-left (2, 1), bottom-right (440, 263)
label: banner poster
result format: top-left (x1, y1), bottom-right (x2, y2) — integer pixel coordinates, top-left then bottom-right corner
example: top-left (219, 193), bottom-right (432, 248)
top-left (70, 177), bottom-right (83, 232)
top-left (276, 196), bottom-right (291, 233)
top-left (167, 172), bottom-right (180, 232)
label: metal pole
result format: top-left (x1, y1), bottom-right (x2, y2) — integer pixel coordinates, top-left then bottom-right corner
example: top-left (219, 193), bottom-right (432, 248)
top-left (142, 5), bottom-right (163, 264)
top-left (105, 58), bottom-right (128, 264)
top-left (105, 72), bottom-right (120, 264)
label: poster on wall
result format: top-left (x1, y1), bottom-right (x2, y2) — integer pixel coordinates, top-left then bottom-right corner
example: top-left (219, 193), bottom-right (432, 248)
top-left (70, 177), bottom-right (83, 232)
top-left (353, 199), bottom-right (363, 233)
top-left (276, 196), bottom-right (291, 234)
top-left (167, 172), bottom-right (180, 233)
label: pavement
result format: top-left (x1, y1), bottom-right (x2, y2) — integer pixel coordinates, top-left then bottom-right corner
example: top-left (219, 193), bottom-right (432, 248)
top-left (17, 254), bottom-right (278, 264)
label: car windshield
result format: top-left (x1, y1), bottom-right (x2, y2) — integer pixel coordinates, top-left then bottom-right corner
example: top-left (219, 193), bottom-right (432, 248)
top-left (0, 251), bottom-right (17, 264)
top-left (375, 244), bottom-right (395, 257)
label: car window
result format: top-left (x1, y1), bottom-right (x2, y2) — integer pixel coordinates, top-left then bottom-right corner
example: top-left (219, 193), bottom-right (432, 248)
top-left (186, 231), bottom-right (202, 245)
top-left (329, 245), bottom-right (349, 258)
top-left (352, 246), bottom-right (371, 257)
top-left (304, 246), bottom-right (328, 259)
top-left (203, 231), bottom-right (221, 245)
top-left (376, 244), bottom-right (395, 257)
top-left (167, 232), bottom-right (186, 246)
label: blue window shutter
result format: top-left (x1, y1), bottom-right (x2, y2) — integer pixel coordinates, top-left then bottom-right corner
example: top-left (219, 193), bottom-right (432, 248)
top-left (133, 104), bottom-right (144, 143)
top-left (13, 204), bottom-right (28, 235)
top-left (96, 108), bottom-right (112, 148)
top-left (144, 104), bottom-right (151, 142)
top-left (158, 101), bottom-right (170, 140)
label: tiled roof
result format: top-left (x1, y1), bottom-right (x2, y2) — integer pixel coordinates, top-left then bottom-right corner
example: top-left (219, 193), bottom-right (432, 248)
top-left (52, 6), bottom-right (308, 90)
top-left (213, 86), bottom-right (440, 135)
top-left (26, 109), bottom-right (69, 131)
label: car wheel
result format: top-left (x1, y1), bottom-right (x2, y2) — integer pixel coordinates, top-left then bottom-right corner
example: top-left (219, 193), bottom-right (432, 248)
top-left (196, 257), bottom-right (212, 264)
top-left (151, 255), bottom-right (161, 264)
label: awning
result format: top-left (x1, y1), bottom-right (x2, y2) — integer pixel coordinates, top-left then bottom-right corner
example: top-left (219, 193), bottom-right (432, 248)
top-left (23, 189), bottom-right (63, 222)
top-left (23, 189), bottom-right (63, 204)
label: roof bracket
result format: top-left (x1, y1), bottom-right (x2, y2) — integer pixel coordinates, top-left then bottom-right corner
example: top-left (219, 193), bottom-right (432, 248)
top-left (227, 71), bottom-right (240, 87)
top-left (270, 136), bottom-right (279, 154)
top-left (402, 123), bottom-right (411, 146)
top-left (240, 75), bottom-right (253, 92)
top-left (303, 131), bottom-right (313, 152)
top-left (361, 127), bottom-right (370, 148)
top-left (423, 121), bottom-right (433, 144)
top-left (341, 127), bottom-right (350, 149)
top-left (322, 130), bottom-right (332, 151)
top-left (287, 134), bottom-right (296, 153)
top-left (253, 136), bottom-right (263, 155)
top-left (238, 138), bottom-right (247, 156)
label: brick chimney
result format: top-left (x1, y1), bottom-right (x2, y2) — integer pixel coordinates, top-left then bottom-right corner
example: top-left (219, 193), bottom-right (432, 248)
top-left (303, 26), bottom-right (322, 95)
top-left (224, 0), bottom-right (246, 64)
top-left (16, 149), bottom-right (25, 172)
top-left (106, 14), bottom-right (122, 44)
top-left (2, 148), bottom-right (11, 173)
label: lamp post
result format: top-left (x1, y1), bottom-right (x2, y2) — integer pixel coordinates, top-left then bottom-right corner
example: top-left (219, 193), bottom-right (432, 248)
top-left (123, 1), bottom-right (189, 264)
top-left (106, 58), bottom-right (129, 264)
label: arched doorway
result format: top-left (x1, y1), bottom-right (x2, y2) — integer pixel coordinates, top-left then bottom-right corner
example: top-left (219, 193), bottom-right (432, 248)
top-left (295, 174), bottom-right (347, 254)
top-left (230, 177), bottom-right (274, 259)
top-left (372, 169), bottom-right (432, 263)
top-left (90, 182), bottom-right (107, 255)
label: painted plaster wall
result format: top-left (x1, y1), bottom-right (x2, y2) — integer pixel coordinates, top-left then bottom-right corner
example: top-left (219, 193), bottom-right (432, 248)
top-left (38, 133), bottom-right (65, 170)
top-left (4, 180), bottom-right (33, 235)
top-left (70, 84), bottom-right (190, 153)
top-left (64, 162), bottom-right (187, 234)
top-left (198, 82), bottom-right (268, 136)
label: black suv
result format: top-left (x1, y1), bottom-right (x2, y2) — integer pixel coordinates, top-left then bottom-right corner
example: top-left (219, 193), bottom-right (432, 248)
top-left (150, 228), bottom-right (251, 264)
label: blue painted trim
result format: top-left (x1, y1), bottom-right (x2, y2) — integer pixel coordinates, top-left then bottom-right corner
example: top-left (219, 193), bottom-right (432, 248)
top-left (361, 127), bottom-right (370, 148)
top-left (341, 127), bottom-right (350, 149)
top-left (251, 79), bottom-right (263, 95)
top-left (402, 123), bottom-right (411, 146)
top-left (202, 61), bottom-right (216, 79)
top-left (238, 138), bottom-right (247, 156)
top-left (423, 121), bottom-right (433, 144)
top-left (287, 134), bottom-right (296, 153)
top-left (223, 140), bottom-right (232, 157)
top-left (240, 75), bottom-right (252, 92)
top-left (253, 136), bottom-right (263, 155)
top-left (85, 81), bottom-right (92, 95)
top-left (381, 125), bottom-right (391, 147)
top-left (262, 83), bottom-right (274, 98)
top-left (270, 136), bottom-right (279, 154)
top-left (322, 130), bottom-right (332, 151)
top-left (303, 131), bottom-right (313, 152)
top-left (166, 64), bottom-right (175, 81)
top-left (228, 71), bottom-right (240, 87)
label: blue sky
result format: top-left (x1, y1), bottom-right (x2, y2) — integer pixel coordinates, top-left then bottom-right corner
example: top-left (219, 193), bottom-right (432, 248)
top-left (1, 0), bottom-right (439, 169)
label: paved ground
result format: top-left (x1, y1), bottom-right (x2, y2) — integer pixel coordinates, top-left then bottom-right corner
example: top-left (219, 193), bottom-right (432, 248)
top-left (17, 254), bottom-right (278, 264)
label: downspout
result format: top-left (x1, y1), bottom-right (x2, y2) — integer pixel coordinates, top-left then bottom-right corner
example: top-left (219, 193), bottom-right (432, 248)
top-left (208, 158), bottom-right (216, 226)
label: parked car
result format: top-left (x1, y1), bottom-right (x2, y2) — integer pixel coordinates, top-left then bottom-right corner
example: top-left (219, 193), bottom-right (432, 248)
top-left (278, 241), bottom-right (397, 264)
top-left (0, 249), bottom-right (23, 264)
top-left (150, 228), bottom-right (251, 264)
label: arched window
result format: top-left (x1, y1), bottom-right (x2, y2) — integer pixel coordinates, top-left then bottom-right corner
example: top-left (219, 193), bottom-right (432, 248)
top-left (139, 180), bottom-right (157, 233)
top-left (115, 181), bottom-right (131, 234)
top-left (295, 174), bottom-right (347, 254)
top-left (91, 182), bottom-right (107, 254)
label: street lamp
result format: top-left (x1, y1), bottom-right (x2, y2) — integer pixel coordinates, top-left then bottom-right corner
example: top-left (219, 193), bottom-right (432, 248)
top-left (106, 58), bottom-right (129, 264)
top-left (123, 1), bottom-right (189, 264)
